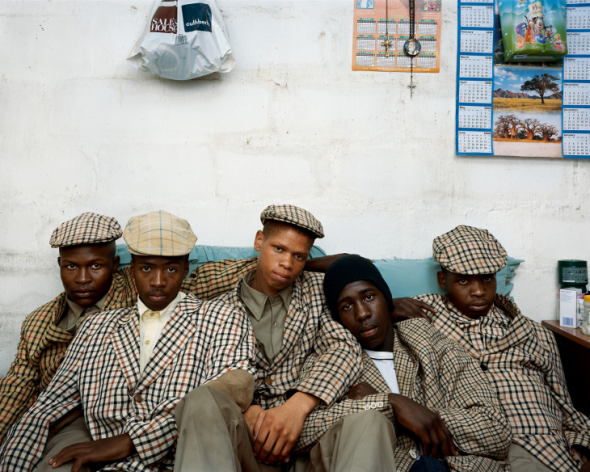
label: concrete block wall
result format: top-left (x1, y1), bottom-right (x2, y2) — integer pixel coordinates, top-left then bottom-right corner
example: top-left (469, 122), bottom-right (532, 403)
top-left (0, 0), bottom-right (588, 375)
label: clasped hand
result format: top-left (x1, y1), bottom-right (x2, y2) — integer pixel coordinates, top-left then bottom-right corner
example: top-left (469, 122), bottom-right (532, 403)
top-left (348, 381), bottom-right (459, 459)
top-left (242, 392), bottom-right (318, 465)
top-left (48, 434), bottom-right (135, 472)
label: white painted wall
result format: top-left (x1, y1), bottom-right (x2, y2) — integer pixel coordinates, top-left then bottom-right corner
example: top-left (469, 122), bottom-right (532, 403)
top-left (0, 0), bottom-right (588, 375)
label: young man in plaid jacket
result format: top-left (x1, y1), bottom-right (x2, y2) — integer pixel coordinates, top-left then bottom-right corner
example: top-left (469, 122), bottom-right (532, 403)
top-left (0, 211), bottom-right (257, 472)
top-left (295, 255), bottom-right (511, 472)
top-left (172, 204), bottom-right (382, 471)
top-left (415, 225), bottom-right (590, 472)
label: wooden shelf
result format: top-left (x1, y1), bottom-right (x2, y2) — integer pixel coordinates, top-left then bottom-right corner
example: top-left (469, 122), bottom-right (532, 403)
top-left (542, 320), bottom-right (590, 349)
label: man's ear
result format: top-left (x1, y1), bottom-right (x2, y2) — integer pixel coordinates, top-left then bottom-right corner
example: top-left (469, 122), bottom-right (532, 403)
top-left (437, 271), bottom-right (446, 290)
top-left (57, 257), bottom-right (61, 267)
top-left (184, 259), bottom-right (190, 278)
top-left (112, 255), bottom-right (120, 273)
top-left (254, 230), bottom-right (265, 252)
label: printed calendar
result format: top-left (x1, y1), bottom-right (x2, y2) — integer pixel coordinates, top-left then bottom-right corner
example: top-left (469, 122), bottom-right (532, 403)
top-left (564, 83), bottom-right (590, 106)
top-left (352, 0), bottom-right (442, 73)
top-left (458, 106), bottom-right (492, 129)
top-left (563, 133), bottom-right (590, 155)
top-left (460, 6), bottom-right (494, 29)
top-left (467, 0), bottom-right (493, 3)
top-left (459, 55), bottom-right (493, 78)
top-left (567, 7), bottom-right (590, 30)
top-left (458, 131), bottom-right (492, 153)
top-left (460, 30), bottom-right (494, 54)
top-left (564, 108), bottom-right (590, 130)
top-left (564, 57), bottom-right (590, 80)
top-left (568, 33), bottom-right (590, 55)
top-left (453, 0), bottom-right (590, 158)
top-left (458, 81), bottom-right (493, 104)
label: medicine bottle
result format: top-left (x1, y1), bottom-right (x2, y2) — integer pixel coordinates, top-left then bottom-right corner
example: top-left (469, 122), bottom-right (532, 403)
top-left (582, 295), bottom-right (590, 335)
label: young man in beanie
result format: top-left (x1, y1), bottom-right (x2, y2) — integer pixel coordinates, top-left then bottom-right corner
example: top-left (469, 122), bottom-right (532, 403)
top-left (296, 255), bottom-right (511, 472)
top-left (416, 225), bottom-right (590, 472)
top-left (172, 204), bottom-right (364, 471)
top-left (0, 211), bottom-right (256, 472)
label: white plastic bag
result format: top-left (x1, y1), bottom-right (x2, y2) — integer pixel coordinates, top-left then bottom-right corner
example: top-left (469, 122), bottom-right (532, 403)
top-left (128, 0), bottom-right (235, 80)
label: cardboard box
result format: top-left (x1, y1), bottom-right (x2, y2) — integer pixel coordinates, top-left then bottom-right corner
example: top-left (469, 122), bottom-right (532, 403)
top-left (560, 288), bottom-right (578, 328)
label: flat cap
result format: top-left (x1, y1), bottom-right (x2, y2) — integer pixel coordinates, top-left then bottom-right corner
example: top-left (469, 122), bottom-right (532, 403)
top-left (433, 225), bottom-right (507, 275)
top-left (123, 210), bottom-right (197, 257)
top-left (50, 212), bottom-right (122, 248)
top-left (260, 204), bottom-right (324, 239)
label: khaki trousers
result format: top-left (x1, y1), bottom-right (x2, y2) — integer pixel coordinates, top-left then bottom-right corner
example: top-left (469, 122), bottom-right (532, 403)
top-left (173, 386), bottom-right (397, 472)
top-left (508, 444), bottom-right (553, 472)
top-left (34, 416), bottom-right (93, 472)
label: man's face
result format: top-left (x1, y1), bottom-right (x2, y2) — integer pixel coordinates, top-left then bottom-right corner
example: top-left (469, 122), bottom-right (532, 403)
top-left (58, 243), bottom-right (120, 308)
top-left (253, 227), bottom-right (313, 296)
top-left (336, 280), bottom-right (393, 351)
top-left (131, 255), bottom-right (189, 311)
top-left (437, 270), bottom-right (497, 319)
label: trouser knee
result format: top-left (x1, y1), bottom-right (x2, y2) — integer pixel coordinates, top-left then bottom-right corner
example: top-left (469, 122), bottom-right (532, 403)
top-left (175, 385), bottom-right (242, 425)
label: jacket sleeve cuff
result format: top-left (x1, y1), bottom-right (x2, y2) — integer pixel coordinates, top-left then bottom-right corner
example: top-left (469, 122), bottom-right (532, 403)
top-left (124, 415), bottom-right (177, 465)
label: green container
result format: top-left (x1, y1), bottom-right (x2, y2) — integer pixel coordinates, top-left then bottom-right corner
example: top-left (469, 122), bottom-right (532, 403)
top-left (558, 260), bottom-right (588, 289)
top-left (499, 0), bottom-right (568, 63)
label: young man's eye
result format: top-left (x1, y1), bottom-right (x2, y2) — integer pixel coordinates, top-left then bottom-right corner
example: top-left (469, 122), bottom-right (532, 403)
top-left (365, 294), bottom-right (374, 301)
top-left (141, 266), bottom-right (151, 272)
top-left (67, 264), bottom-right (76, 269)
top-left (342, 303), bottom-right (352, 311)
top-left (274, 246), bottom-right (283, 252)
top-left (167, 267), bottom-right (176, 273)
top-left (92, 264), bottom-right (101, 269)
top-left (459, 279), bottom-right (468, 284)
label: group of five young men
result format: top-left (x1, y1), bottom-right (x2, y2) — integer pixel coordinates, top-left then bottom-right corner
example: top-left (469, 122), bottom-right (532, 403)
top-left (0, 205), bottom-right (588, 472)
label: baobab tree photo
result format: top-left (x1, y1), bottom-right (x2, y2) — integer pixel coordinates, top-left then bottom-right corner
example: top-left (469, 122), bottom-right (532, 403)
top-left (493, 114), bottom-right (561, 142)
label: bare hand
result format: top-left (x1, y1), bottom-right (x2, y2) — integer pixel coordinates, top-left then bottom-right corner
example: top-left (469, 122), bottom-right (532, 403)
top-left (48, 434), bottom-right (135, 472)
top-left (391, 298), bottom-right (437, 322)
top-left (347, 382), bottom-right (379, 400)
top-left (253, 392), bottom-right (318, 465)
top-left (388, 394), bottom-right (458, 459)
top-left (243, 404), bottom-right (265, 436)
top-left (304, 254), bottom-right (353, 272)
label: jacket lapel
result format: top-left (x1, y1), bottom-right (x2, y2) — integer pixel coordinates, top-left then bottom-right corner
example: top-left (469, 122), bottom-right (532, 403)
top-left (110, 306), bottom-right (141, 394)
top-left (134, 297), bottom-right (197, 394)
top-left (46, 294), bottom-right (75, 344)
top-left (392, 327), bottom-right (419, 399)
top-left (270, 276), bottom-right (305, 369)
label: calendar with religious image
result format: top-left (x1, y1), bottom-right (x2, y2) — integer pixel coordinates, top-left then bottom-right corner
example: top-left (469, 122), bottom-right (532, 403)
top-left (352, 0), bottom-right (442, 72)
top-left (455, 0), bottom-right (590, 158)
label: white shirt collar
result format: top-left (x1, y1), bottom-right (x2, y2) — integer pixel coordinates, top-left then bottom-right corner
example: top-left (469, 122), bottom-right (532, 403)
top-left (137, 291), bottom-right (186, 318)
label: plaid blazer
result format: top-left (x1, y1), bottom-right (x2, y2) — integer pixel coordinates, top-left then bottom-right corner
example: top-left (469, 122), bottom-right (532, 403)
top-left (0, 295), bottom-right (256, 472)
top-left (415, 293), bottom-right (590, 472)
top-left (295, 319), bottom-right (511, 472)
top-left (217, 271), bottom-right (362, 410)
top-left (0, 259), bottom-right (258, 445)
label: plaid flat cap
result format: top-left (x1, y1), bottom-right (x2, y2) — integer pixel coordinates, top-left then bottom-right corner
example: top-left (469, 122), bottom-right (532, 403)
top-left (50, 212), bottom-right (122, 248)
top-left (123, 210), bottom-right (197, 256)
top-left (433, 225), bottom-right (507, 275)
top-left (261, 204), bottom-right (324, 238)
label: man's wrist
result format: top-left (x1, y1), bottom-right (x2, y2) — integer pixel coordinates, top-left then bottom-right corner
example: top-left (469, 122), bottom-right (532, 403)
top-left (288, 392), bottom-right (319, 416)
top-left (388, 393), bottom-right (401, 412)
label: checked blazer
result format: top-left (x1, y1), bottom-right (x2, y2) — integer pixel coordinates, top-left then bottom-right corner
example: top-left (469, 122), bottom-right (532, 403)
top-left (415, 293), bottom-right (590, 472)
top-left (295, 318), bottom-right (512, 472)
top-left (0, 294), bottom-right (256, 472)
top-left (0, 260), bottom-right (257, 444)
top-left (217, 270), bottom-right (362, 410)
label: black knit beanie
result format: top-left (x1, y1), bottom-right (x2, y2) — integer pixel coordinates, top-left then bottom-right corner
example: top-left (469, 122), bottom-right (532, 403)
top-left (323, 255), bottom-right (394, 321)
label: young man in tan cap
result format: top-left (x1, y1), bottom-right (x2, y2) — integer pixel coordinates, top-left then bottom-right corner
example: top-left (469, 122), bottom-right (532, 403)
top-left (0, 212), bottom-right (133, 445)
top-left (172, 204), bottom-right (368, 471)
top-left (0, 210), bottom-right (256, 472)
top-left (416, 225), bottom-right (590, 472)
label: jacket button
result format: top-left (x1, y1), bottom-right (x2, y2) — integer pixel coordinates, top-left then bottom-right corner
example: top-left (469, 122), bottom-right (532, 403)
top-left (409, 449), bottom-right (417, 459)
top-left (136, 393), bottom-right (143, 403)
top-left (480, 363), bottom-right (488, 371)
top-left (265, 377), bottom-right (273, 385)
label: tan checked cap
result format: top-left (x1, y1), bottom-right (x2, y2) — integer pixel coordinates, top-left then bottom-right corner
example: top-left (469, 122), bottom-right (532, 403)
top-left (123, 210), bottom-right (197, 257)
top-left (50, 212), bottom-right (122, 248)
top-left (261, 204), bottom-right (324, 238)
top-left (433, 225), bottom-right (507, 275)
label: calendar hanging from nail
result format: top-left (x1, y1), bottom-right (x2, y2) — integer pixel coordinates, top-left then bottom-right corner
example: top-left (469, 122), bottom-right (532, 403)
top-left (352, 0), bottom-right (442, 73)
